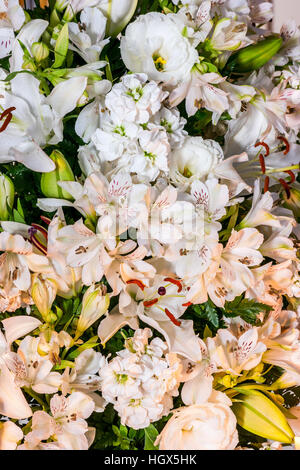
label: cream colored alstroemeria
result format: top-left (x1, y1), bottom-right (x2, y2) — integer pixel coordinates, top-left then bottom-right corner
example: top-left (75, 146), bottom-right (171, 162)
top-left (31, 273), bottom-right (57, 322)
top-left (7, 335), bottom-right (62, 394)
top-left (56, 216), bottom-right (116, 286)
top-left (0, 315), bottom-right (41, 419)
top-left (206, 327), bottom-right (267, 375)
top-left (170, 70), bottom-right (229, 120)
top-left (60, 349), bottom-right (106, 412)
top-left (0, 421), bottom-right (23, 450)
top-left (18, 392), bottom-right (95, 450)
top-left (0, 0), bottom-right (25, 59)
top-left (209, 17), bottom-right (249, 52)
top-left (207, 227), bottom-right (264, 307)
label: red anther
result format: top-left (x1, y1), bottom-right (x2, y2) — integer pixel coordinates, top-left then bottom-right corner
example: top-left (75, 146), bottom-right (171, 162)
top-left (164, 277), bottom-right (182, 293)
top-left (143, 298), bottom-right (159, 307)
top-left (264, 176), bottom-right (270, 193)
top-left (30, 235), bottom-right (47, 255)
top-left (182, 301), bottom-right (193, 307)
top-left (259, 154), bottom-right (266, 174)
top-left (255, 141), bottom-right (270, 156)
top-left (165, 308), bottom-right (181, 326)
top-left (285, 170), bottom-right (296, 183)
top-left (0, 107), bottom-right (16, 119)
top-left (126, 279), bottom-right (146, 290)
top-left (40, 216), bottom-right (51, 225)
top-left (31, 223), bottom-right (48, 240)
top-left (278, 136), bottom-right (290, 155)
top-left (0, 114), bottom-right (12, 132)
top-left (279, 178), bottom-right (291, 199)
top-left (0, 107), bottom-right (16, 133)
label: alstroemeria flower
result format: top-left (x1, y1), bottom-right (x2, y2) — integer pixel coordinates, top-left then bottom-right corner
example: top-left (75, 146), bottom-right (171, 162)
top-left (206, 327), bottom-right (267, 375)
top-left (0, 315), bottom-right (41, 419)
top-left (0, 0), bottom-right (25, 58)
top-left (6, 335), bottom-right (62, 394)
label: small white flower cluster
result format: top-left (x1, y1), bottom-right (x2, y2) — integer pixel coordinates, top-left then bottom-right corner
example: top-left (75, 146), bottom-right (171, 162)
top-left (77, 72), bottom-right (187, 182)
top-left (100, 328), bottom-right (182, 429)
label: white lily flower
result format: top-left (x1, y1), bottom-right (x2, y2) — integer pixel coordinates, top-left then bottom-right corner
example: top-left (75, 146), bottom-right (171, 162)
top-left (0, 73), bottom-right (87, 172)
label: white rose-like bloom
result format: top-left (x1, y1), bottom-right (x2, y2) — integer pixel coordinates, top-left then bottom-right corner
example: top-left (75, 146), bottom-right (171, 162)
top-left (156, 400), bottom-right (238, 450)
top-left (120, 12), bottom-right (199, 86)
top-left (100, 329), bottom-right (182, 429)
top-left (170, 136), bottom-right (223, 187)
top-left (105, 73), bottom-right (168, 124)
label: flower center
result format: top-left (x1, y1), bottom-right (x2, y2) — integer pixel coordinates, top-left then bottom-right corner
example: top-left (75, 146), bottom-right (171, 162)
top-left (153, 54), bottom-right (167, 71)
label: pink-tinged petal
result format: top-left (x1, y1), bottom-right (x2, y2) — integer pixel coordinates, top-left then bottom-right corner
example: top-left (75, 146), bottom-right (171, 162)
top-left (2, 315), bottom-right (41, 347)
top-left (0, 363), bottom-right (32, 419)
top-left (153, 186), bottom-right (177, 210)
top-left (108, 173), bottom-right (132, 198)
top-left (0, 421), bottom-right (23, 450)
top-left (98, 311), bottom-right (139, 344)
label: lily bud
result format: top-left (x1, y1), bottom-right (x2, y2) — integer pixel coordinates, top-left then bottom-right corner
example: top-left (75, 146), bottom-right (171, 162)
top-left (232, 389), bottom-right (294, 444)
top-left (0, 173), bottom-right (14, 221)
top-left (40, 150), bottom-right (74, 200)
top-left (31, 42), bottom-right (49, 62)
top-left (55, 0), bottom-right (68, 12)
top-left (224, 36), bottom-right (283, 74)
top-left (98, 0), bottom-right (138, 36)
top-left (31, 274), bottom-right (57, 323)
top-left (75, 284), bottom-right (110, 339)
top-left (282, 185), bottom-right (300, 218)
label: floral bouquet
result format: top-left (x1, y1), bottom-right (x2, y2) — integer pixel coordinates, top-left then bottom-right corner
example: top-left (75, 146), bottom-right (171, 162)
top-left (0, 0), bottom-right (299, 451)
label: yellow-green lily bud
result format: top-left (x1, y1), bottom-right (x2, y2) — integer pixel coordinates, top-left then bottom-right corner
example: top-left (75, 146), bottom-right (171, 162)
top-left (99, 0), bottom-right (138, 37)
top-left (31, 274), bottom-right (57, 323)
top-left (232, 389), bottom-right (294, 444)
top-left (282, 185), bottom-right (300, 218)
top-left (55, 0), bottom-right (68, 12)
top-left (40, 150), bottom-right (74, 200)
top-left (75, 284), bottom-right (110, 340)
top-left (224, 36), bottom-right (283, 74)
top-left (31, 42), bottom-right (49, 62)
top-left (0, 173), bottom-right (14, 220)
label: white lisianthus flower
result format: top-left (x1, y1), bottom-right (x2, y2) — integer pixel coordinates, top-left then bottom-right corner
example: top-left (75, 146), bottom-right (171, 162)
top-left (169, 136), bottom-right (223, 187)
top-left (120, 12), bottom-right (199, 86)
top-left (156, 393), bottom-right (238, 450)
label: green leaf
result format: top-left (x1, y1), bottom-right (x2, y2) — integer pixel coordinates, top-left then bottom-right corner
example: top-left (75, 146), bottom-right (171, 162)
top-left (222, 296), bottom-right (272, 325)
top-left (53, 23), bottom-right (69, 68)
top-left (193, 300), bottom-right (219, 329)
top-left (144, 424), bottom-right (159, 450)
top-left (13, 208), bottom-right (26, 224)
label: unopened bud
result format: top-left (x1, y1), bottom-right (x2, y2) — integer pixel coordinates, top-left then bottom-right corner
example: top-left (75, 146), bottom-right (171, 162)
top-left (40, 150), bottom-right (74, 200)
top-left (31, 42), bottom-right (49, 62)
top-left (0, 173), bottom-right (14, 220)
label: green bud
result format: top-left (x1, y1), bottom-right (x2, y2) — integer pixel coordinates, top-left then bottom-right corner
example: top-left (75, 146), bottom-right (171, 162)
top-left (31, 42), bottom-right (49, 62)
top-left (46, 312), bottom-right (57, 323)
top-left (224, 36), bottom-right (283, 74)
top-left (0, 173), bottom-right (14, 220)
top-left (40, 150), bottom-right (74, 200)
top-left (282, 185), bottom-right (300, 218)
top-left (232, 389), bottom-right (294, 444)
